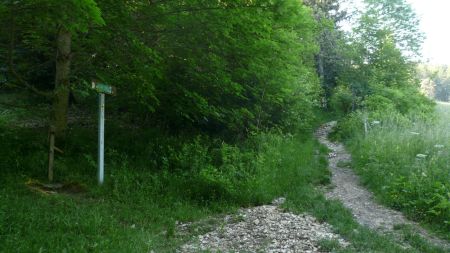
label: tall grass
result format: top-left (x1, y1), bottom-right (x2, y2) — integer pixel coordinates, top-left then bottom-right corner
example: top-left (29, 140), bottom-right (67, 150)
top-left (348, 102), bottom-right (450, 237)
top-left (0, 118), bottom-right (332, 252)
top-left (1, 106), bottom-right (446, 252)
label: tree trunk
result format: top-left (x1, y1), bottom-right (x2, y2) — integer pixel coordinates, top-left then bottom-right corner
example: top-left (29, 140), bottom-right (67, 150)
top-left (317, 51), bottom-right (327, 108)
top-left (317, 51), bottom-right (324, 84)
top-left (52, 27), bottom-right (72, 138)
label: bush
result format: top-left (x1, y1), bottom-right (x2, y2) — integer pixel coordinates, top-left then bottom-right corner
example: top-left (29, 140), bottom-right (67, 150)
top-left (332, 86), bottom-right (435, 142)
top-left (329, 85), bottom-right (354, 116)
top-left (363, 94), bottom-right (395, 112)
top-left (330, 111), bottom-right (364, 141)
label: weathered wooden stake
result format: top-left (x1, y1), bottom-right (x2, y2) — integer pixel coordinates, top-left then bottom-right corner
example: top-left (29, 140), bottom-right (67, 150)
top-left (48, 126), bottom-right (56, 182)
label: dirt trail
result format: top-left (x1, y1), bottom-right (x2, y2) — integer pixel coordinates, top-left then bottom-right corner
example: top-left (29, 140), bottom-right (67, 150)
top-left (315, 121), bottom-right (450, 250)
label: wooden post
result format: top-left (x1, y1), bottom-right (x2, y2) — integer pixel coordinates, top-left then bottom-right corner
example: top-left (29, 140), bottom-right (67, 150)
top-left (363, 111), bottom-right (368, 136)
top-left (364, 118), bottom-right (368, 135)
top-left (48, 126), bottom-right (56, 182)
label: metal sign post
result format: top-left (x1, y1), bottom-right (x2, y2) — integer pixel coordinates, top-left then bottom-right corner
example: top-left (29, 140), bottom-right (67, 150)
top-left (98, 93), bottom-right (105, 184)
top-left (92, 81), bottom-right (116, 185)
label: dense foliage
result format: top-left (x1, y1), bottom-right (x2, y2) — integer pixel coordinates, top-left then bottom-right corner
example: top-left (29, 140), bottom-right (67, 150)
top-left (304, 0), bottom-right (348, 101)
top-left (1, 0), bottom-right (448, 251)
top-left (1, 0), bottom-right (322, 137)
top-left (331, 0), bottom-right (434, 139)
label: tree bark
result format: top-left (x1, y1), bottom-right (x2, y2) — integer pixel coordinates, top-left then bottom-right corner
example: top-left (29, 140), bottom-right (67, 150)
top-left (52, 27), bottom-right (72, 138)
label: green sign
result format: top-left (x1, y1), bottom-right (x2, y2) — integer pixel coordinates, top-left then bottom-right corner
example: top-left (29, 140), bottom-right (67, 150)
top-left (92, 81), bottom-right (116, 95)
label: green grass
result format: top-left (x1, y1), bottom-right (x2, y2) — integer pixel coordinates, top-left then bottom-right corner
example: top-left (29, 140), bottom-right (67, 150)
top-left (0, 116), bottom-right (330, 252)
top-left (0, 104), bottom-right (447, 252)
top-left (346, 102), bottom-right (450, 240)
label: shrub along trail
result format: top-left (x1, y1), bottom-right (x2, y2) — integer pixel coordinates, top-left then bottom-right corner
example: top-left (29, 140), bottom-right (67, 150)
top-left (316, 121), bottom-right (450, 250)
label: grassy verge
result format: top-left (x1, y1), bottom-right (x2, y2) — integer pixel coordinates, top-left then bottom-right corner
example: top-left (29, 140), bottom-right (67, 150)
top-left (0, 103), bottom-right (446, 252)
top-left (343, 102), bottom-right (450, 240)
top-left (0, 108), bottom-right (330, 252)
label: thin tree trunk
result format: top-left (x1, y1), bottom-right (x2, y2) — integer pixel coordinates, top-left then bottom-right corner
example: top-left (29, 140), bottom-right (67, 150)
top-left (317, 52), bottom-right (324, 84)
top-left (317, 52), bottom-right (328, 109)
top-left (52, 27), bottom-right (72, 138)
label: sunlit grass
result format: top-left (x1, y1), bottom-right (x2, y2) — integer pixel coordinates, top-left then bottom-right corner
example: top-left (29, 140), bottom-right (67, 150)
top-left (348, 102), bottom-right (450, 239)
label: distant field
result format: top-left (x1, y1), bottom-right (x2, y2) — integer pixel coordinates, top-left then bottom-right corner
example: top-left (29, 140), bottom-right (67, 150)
top-left (436, 101), bottom-right (450, 121)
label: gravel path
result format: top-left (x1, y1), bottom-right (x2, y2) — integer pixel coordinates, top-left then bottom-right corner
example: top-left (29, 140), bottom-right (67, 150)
top-left (315, 121), bottom-right (450, 250)
top-left (178, 198), bottom-right (348, 253)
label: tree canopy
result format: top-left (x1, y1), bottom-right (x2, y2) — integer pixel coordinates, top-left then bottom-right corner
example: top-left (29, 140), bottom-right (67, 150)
top-left (0, 0), bottom-right (431, 137)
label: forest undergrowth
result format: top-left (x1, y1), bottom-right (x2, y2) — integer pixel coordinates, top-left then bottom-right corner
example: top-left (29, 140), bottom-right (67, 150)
top-left (0, 104), bottom-right (331, 252)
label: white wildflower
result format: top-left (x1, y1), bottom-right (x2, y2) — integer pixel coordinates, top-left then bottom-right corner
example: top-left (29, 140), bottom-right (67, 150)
top-left (410, 132), bottom-right (420, 135)
top-left (434, 144), bottom-right (444, 149)
top-left (416, 154), bottom-right (427, 159)
top-left (371, 120), bottom-right (380, 125)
